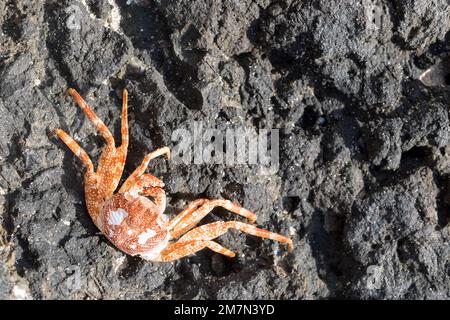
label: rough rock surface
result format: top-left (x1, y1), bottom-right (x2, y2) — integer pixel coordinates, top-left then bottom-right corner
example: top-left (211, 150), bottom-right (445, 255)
top-left (1, 0), bottom-right (450, 299)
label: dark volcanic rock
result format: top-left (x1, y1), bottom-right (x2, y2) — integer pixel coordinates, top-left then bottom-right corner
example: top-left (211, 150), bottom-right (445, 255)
top-left (1, 0), bottom-right (450, 299)
top-left (344, 168), bottom-right (450, 299)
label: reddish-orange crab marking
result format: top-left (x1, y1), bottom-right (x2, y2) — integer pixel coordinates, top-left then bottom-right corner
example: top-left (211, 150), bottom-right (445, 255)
top-left (51, 88), bottom-right (293, 262)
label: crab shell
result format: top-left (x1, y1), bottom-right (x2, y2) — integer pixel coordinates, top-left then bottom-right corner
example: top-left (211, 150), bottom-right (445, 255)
top-left (96, 192), bottom-right (171, 261)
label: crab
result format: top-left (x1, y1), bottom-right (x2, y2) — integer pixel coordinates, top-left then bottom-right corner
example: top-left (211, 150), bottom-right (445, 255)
top-left (50, 88), bottom-right (293, 262)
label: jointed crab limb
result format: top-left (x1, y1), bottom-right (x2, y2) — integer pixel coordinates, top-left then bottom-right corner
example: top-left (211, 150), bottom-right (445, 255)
top-left (166, 199), bottom-right (208, 230)
top-left (132, 146), bottom-right (171, 177)
top-left (120, 89), bottom-right (129, 148)
top-left (119, 146), bottom-right (171, 192)
top-left (169, 199), bottom-right (257, 239)
top-left (177, 221), bottom-right (293, 251)
top-left (156, 240), bottom-right (236, 262)
top-left (126, 173), bottom-right (165, 192)
top-left (66, 88), bottom-right (115, 147)
top-left (55, 88), bottom-right (130, 213)
top-left (52, 128), bottom-right (94, 172)
top-left (158, 219), bottom-right (292, 261)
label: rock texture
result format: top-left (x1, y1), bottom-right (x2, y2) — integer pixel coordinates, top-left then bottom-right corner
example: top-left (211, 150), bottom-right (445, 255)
top-left (1, 0), bottom-right (450, 299)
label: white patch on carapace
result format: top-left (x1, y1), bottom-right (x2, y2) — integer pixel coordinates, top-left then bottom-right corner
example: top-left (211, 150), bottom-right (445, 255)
top-left (138, 228), bottom-right (157, 245)
top-left (108, 208), bottom-right (128, 226)
top-left (140, 234), bottom-right (170, 261)
top-left (127, 187), bottom-right (140, 198)
top-left (127, 230), bottom-right (133, 235)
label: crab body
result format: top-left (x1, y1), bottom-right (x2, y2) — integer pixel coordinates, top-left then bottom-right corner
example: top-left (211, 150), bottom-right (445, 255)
top-left (51, 88), bottom-right (293, 262)
top-left (99, 192), bottom-right (170, 260)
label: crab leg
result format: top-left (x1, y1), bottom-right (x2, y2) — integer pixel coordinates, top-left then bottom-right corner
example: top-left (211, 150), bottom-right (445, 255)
top-left (127, 173), bottom-right (164, 190)
top-left (66, 88), bottom-right (115, 147)
top-left (166, 199), bottom-right (208, 231)
top-left (169, 199), bottom-right (257, 239)
top-left (119, 147), bottom-right (170, 193)
top-left (51, 129), bottom-right (94, 172)
top-left (179, 221), bottom-right (293, 251)
top-left (155, 240), bottom-right (235, 262)
top-left (120, 89), bottom-right (129, 148)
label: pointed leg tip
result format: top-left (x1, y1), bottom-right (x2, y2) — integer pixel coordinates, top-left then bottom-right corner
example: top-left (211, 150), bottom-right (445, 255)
top-left (48, 128), bottom-right (60, 139)
top-left (240, 209), bottom-right (256, 223)
top-left (65, 88), bottom-right (81, 99)
top-left (287, 242), bottom-right (294, 252)
top-left (64, 88), bottom-right (74, 98)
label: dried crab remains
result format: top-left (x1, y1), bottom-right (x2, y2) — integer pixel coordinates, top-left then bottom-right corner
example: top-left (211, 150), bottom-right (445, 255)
top-left (50, 89), bottom-right (293, 262)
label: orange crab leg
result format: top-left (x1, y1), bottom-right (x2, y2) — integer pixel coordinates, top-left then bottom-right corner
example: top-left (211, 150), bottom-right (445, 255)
top-left (166, 199), bottom-right (208, 231)
top-left (179, 221), bottom-right (293, 251)
top-left (66, 88), bottom-right (115, 147)
top-left (131, 147), bottom-right (171, 177)
top-left (121, 173), bottom-right (164, 196)
top-left (120, 89), bottom-right (129, 148)
top-left (51, 129), bottom-right (94, 172)
top-left (128, 173), bottom-right (164, 190)
top-left (155, 240), bottom-right (235, 262)
top-left (119, 147), bottom-right (170, 193)
top-left (169, 199), bottom-right (257, 239)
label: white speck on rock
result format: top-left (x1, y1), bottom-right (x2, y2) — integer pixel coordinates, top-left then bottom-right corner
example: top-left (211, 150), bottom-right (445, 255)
top-left (113, 256), bottom-right (126, 273)
top-left (126, 0), bottom-right (142, 5)
top-left (79, 0), bottom-right (122, 34)
top-left (12, 285), bottom-right (30, 300)
top-left (106, 0), bottom-right (122, 32)
top-left (289, 226), bottom-right (296, 236)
